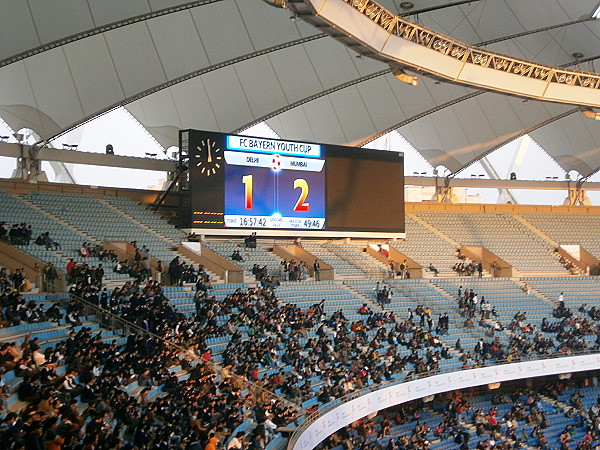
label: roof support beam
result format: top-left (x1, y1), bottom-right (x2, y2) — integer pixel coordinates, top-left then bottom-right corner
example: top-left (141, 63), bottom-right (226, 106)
top-left (0, 142), bottom-right (176, 172)
top-left (479, 156), bottom-right (519, 204)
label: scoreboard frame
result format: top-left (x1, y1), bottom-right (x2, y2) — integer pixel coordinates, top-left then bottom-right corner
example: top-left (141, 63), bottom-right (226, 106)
top-left (182, 129), bottom-right (405, 239)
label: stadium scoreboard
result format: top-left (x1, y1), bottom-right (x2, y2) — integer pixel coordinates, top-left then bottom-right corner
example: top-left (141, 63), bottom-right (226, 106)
top-left (182, 129), bottom-right (405, 238)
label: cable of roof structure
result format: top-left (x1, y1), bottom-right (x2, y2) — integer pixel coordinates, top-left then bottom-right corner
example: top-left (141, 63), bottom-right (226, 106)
top-left (41, 33), bottom-right (328, 146)
top-left (0, 0), bottom-right (225, 69)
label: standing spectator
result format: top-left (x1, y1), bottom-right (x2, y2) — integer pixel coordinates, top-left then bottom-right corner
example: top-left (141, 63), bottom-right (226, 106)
top-left (280, 260), bottom-right (288, 281)
top-left (313, 259), bottom-right (320, 281)
top-left (66, 259), bottom-right (75, 283)
top-left (95, 264), bottom-right (104, 287)
top-left (44, 263), bottom-right (58, 293)
top-left (0, 221), bottom-right (7, 241)
top-left (169, 257), bottom-right (180, 286)
top-left (490, 261), bottom-right (498, 277)
top-left (155, 260), bottom-right (163, 284)
top-left (11, 268), bottom-right (24, 291)
top-left (389, 260), bottom-right (397, 279)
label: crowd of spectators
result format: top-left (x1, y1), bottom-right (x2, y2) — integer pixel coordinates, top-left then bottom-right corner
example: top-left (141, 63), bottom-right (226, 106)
top-left (0, 267), bottom-right (30, 293)
top-left (2, 223), bottom-right (600, 449)
top-left (1, 223), bottom-right (32, 246)
top-left (0, 221), bottom-right (64, 252)
top-left (77, 243), bottom-right (117, 262)
top-left (454, 284), bottom-right (600, 369)
top-left (452, 261), bottom-right (483, 277)
top-left (279, 260), bottom-right (310, 282)
top-left (0, 279), bottom-right (302, 449)
top-left (167, 256), bottom-right (210, 287)
top-left (0, 288), bottom-right (45, 328)
top-left (318, 378), bottom-right (600, 450)
top-left (66, 259), bottom-right (105, 288)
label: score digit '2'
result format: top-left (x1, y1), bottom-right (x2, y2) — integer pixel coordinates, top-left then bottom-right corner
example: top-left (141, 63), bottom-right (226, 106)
top-left (241, 153), bottom-right (310, 212)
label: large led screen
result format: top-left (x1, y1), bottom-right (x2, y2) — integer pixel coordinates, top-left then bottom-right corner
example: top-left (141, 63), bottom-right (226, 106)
top-left (184, 130), bottom-right (404, 236)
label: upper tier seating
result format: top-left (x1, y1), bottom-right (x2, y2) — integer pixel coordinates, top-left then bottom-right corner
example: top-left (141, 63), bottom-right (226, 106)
top-left (391, 214), bottom-right (459, 274)
top-left (521, 212), bottom-right (600, 258)
top-left (24, 191), bottom-right (183, 268)
top-left (103, 196), bottom-right (187, 244)
top-left (0, 190), bottom-right (130, 282)
top-left (414, 211), bottom-right (565, 273)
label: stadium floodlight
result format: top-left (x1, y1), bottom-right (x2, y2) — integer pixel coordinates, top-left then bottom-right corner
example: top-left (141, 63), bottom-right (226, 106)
top-left (582, 108), bottom-right (600, 120)
top-left (391, 67), bottom-right (419, 86)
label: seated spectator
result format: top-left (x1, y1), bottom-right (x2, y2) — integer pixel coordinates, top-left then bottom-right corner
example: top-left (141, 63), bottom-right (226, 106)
top-left (42, 232), bottom-right (61, 250)
top-left (245, 232), bottom-right (257, 249)
top-left (358, 303), bottom-right (371, 315)
top-left (65, 310), bottom-right (82, 327)
top-left (427, 263), bottom-right (439, 276)
top-left (79, 242), bottom-right (89, 257)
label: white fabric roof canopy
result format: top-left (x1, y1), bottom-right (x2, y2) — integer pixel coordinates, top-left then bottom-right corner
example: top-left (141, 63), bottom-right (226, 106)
top-left (1, 0), bottom-right (600, 176)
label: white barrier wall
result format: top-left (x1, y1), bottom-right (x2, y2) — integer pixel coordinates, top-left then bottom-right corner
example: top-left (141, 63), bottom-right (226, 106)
top-left (292, 354), bottom-right (600, 450)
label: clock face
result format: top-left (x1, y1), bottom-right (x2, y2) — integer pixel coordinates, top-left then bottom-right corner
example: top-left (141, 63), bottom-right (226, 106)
top-left (195, 139), bottom-right (222, 176)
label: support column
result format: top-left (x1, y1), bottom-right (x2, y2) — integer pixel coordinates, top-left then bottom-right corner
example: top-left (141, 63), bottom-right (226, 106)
top-left (564, 186), bottom-right (592, 205)
top-left (433, 176), bottom-right (459, 203)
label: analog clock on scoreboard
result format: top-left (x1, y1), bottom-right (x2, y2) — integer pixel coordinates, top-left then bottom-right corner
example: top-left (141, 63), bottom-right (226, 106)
top-left (183, 129), bottom-right (405, 237)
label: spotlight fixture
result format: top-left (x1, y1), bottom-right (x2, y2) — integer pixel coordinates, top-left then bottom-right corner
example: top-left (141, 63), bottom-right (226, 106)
top-left (391, 67), bottom-right (419, 86)
top-left (582, 108), bottom-right (600, 120)
top-left (593, 3), bottom-right (600, 19)
top-left (261, 0), bottom-right (287, 7)
top-left (399, 1), bottom-right (414, 11)
top-left (572, 52), bottom-right (584, 60)
top-left (289, 14), bottom-right (298, 21)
